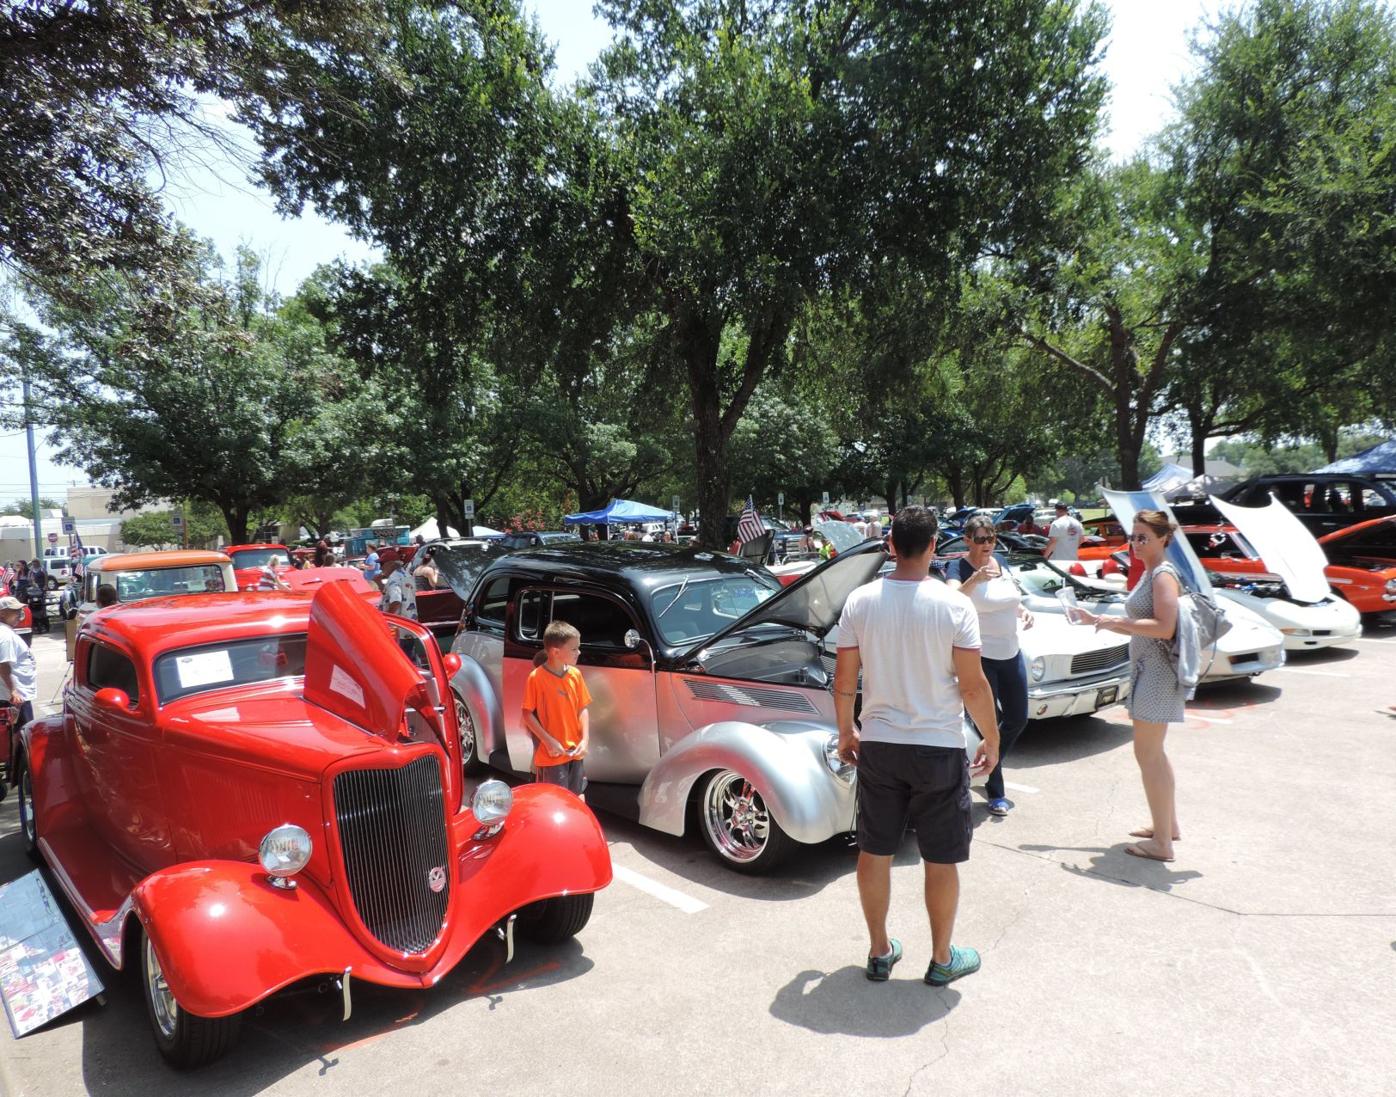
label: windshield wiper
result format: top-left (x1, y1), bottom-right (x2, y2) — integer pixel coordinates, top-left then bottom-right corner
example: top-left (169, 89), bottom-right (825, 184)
top-left (656, 576), bottom-right (690, 619)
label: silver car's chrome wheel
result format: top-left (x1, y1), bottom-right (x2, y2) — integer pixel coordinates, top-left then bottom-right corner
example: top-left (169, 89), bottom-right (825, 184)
top-left (702, 772), bottom-right (772, 863)
top-left (454, 694), bottom-right (484, 775)
top-left (144, 935), bottom-right (179, 1040)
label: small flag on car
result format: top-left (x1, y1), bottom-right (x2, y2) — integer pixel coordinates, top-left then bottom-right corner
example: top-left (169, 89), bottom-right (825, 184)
top-left (737, 496), bottom-right (764, 545)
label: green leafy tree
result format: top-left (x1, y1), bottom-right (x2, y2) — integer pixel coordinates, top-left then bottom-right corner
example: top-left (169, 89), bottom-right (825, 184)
top-left (0, 498), bottom-right (61, 519)
top-left (120, 504), bottom-right (227, 550)
top-left (1158, 0), bottom-right (1396, 467)
top-left (25, 246), bottom-right (335, 543)
top-left (591, 0), bottom-right (1107, 542)
top-left (0, 1), bottom-right (386, 306)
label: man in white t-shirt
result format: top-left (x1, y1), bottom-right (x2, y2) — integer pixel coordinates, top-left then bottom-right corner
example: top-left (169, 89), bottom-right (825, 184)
top-left (1043, 502), bottom-right (1085, 563)
top-left (833, 506), bottom-right (999, 987)
top-left (0, 596), bottom-right (38, 752)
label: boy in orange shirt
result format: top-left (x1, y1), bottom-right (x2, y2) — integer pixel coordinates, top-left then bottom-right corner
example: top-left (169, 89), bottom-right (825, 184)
top-left (522, 621), bottom-right (591, 795)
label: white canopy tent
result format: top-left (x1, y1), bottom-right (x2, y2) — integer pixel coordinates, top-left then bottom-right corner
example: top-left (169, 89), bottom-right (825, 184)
top-left (408, 517), bottom-right (503, 541)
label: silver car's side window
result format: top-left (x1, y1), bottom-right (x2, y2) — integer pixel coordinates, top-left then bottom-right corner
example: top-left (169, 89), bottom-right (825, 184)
top-left (549, 591), bottom-right (635, 650)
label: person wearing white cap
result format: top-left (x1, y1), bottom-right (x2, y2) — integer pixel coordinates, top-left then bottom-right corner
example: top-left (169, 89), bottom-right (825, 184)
top-left (0, 596), bottom-right (37, 739)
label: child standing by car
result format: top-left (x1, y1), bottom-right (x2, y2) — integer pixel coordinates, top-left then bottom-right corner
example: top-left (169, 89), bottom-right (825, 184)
top-left (522, 621), bottom-right (591, 796)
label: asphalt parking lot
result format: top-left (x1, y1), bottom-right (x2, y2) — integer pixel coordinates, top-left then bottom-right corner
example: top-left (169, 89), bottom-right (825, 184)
top-left (1, 625), bottom-right (1393, 1097)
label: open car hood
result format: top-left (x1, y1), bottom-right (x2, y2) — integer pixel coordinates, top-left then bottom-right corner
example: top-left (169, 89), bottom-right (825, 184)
top-left (303, 580), bottom-right (433, 742)
top-left (430, 541), bottom-right (512, 599)
top-left (1211, 495), bottom-right (1330, 603)
top-left (1102, 488), bottom-right (1215, 596)
top-left (682, 540), bottom-right (887, 661)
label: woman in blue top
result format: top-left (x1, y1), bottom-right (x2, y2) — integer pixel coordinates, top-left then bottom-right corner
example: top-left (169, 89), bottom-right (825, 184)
top-left (949, 514), bottom-right (1033, 816)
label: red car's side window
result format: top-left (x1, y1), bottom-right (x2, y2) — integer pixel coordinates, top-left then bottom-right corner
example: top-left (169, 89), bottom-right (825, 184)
top-left (88, 643), bottom-right (140, 703)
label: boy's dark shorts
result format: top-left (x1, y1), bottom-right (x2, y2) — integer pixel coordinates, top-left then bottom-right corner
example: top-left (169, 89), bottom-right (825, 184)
top-left (533, 759), bottom-right (586, 796)
top-left (856, 741), bottom-right (972, 864)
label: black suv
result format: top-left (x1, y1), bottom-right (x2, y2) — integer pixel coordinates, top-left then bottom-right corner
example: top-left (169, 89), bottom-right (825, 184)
top-left (1175, 473), bottom-right (1396, 552)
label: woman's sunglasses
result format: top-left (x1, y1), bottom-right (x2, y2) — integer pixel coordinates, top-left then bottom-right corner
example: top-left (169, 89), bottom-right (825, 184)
top-left (1128, 533), bottom-right (1153, 544)
top-left (971, 535), bottom-right (997, 545)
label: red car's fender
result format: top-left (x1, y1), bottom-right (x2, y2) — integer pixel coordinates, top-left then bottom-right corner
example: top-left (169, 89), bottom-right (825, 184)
top-left (133, 785), bottom-right (611, 1019)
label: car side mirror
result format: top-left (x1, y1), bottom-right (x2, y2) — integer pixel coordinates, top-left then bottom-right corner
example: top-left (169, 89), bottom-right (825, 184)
top-left (443, 653), bottom-right (462, 675)
top-left (94, 687), bottom-right (132, 711)
top-left (624, 629), bottom-right (643, 649)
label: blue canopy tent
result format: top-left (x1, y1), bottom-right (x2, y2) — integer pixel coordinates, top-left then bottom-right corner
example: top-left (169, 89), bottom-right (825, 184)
top-left (562, 498), bottom-right (677, 526)
top-left (1313, 438), bottom-right (1396, 475)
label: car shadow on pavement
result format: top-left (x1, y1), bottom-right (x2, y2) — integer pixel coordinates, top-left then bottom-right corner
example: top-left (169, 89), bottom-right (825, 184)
top-left (1006, 714), bottom-right (1133, 769)
top-left (1284, 646), bottom-right (1360, 667)
top-left (68, 932), bottom-right (594, 1095)
top-left (593, 811), bottom-right (913, 902)
top-left (1018, 843), bottom-right (1203, 894)
top-left (769, 967), bottom-right (960, 1037)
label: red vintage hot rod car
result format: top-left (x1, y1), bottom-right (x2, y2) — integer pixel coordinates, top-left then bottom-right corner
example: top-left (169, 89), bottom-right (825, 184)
top-left (12, 581), bottom-right (611, 1068)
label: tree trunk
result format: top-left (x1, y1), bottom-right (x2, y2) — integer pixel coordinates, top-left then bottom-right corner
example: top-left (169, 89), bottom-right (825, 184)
top-left (435, 497), bottom-right (455, 538)
top-left (220, 504), bottom-right (250, 545)
top-left (1185, 399), bottom-right (1208, 477)
top-left (946, 465), bottom-right (966, 508)
top-left (694, 405), bottom-right (732, 549)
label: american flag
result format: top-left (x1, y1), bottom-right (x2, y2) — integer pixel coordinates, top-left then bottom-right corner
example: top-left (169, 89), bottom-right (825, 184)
top-left (69, 528), bottom-right (85, 581)
top-left (736, 495), bottom-right (764, 544)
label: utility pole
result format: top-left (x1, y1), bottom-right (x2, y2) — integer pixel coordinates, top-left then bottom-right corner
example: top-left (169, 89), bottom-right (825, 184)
top-left (23, 368), bottom-right (42, 559)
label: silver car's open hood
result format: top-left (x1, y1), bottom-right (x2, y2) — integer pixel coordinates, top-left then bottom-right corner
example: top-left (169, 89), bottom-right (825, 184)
top-left (682, 540), bottom-right (887, 661)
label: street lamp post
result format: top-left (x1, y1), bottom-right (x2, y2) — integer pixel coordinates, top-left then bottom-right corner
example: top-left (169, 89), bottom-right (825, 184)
top-left (23, 369), bottom-right (42, 559)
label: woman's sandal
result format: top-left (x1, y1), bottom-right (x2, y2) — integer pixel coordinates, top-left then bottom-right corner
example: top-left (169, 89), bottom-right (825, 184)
top-left (1124, 842), bottom-right (1175, 862)
top-left (1129, 827), bottom-right (1181, 840)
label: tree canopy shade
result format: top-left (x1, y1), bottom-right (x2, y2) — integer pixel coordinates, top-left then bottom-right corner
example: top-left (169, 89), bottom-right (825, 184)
top-left (0, 0), bottom-right (387, 305)
top-left (589, 0), bottom-right (1108, 541)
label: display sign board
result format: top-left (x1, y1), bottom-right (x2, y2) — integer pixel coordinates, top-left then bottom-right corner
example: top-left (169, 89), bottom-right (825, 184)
top-left (0, 871), bottom-right (104, 1037)
top-left (61, 517), bottom-right (75, 535)
top-left (671, 495), bottom-right (680, 516)
top-left (462, 499), bottom-right (475, 521)
top-left (821, 491), bottom-right (830, 507)
top-left (170, 512), bottom-right (184, 529)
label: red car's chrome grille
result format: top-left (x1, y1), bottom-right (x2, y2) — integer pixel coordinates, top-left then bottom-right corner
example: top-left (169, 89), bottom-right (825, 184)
top-left (333, 757), bottom-right (450, 955)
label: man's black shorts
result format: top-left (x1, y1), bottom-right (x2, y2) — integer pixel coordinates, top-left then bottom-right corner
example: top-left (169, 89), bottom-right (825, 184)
top-left (856, 740), bottom-right (972, 864)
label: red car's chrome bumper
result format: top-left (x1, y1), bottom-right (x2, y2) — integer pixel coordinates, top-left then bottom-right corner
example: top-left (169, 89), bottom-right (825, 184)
top-left (134, 785), bottom-right (612, 1019)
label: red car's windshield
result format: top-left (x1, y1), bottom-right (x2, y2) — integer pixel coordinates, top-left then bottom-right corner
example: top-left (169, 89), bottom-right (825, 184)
top-left (154, 634), bottom-right (308, 703)
top-left (230, 548), bottom-right (288, 570)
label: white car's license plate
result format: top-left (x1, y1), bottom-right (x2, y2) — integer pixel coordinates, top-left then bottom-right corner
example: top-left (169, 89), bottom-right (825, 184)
top-left (1095, 685), bottom-right (1119, 708)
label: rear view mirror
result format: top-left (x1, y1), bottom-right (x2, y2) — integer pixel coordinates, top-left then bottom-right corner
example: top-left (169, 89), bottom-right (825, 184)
top-left (624, 629), bottom-right (642, 650)
top-left (94, 687), bottom-right (132, 711)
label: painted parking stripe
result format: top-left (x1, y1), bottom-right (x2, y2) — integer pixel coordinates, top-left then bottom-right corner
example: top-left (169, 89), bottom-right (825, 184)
top-left (612, 864), bottom-right (709, 914)
top-left (1269, 666), bottom-right (1350, 678)
top-left (1355, 637), bottom-right (1396, 644)
top-left (1003, 781), bottom-right (1039, 795)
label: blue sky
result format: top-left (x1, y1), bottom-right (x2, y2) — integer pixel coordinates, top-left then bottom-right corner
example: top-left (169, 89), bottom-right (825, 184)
top-left (2, 0), bottom-right (1219, 502)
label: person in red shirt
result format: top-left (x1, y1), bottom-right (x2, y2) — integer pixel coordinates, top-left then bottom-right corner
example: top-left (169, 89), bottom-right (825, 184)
top-left (521, 621), bottom-right (592, 796)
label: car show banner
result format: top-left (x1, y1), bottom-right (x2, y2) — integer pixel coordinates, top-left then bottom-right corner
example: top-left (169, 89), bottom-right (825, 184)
top-left (0, 871), bottom-right (104, 1037)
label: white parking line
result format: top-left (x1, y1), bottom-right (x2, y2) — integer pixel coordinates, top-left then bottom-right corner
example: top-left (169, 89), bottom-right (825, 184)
top-left (1269, 666), bottom-right (1350, 678)
top-left (612, 864), bottom-right (709, 914)
top-left (1356, 637), bottom-right (1396, 644)
top-left (1003, 781), bottom-right (1039, 795)
top-left (1187, 713), bottom-right (1233, 724)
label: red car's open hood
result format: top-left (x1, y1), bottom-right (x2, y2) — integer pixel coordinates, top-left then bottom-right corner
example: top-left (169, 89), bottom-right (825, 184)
top-left (303, 580), bottom-right (430, 742)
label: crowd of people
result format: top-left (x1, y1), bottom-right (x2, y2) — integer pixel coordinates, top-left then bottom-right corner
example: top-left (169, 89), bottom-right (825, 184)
top-left (829, 504), bottom-right (1194, 981)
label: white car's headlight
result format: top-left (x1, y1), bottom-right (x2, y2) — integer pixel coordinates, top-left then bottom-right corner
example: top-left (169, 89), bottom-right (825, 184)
top-left (1029, 655), bottom-right (1046, 681)
top-left (472, 779), bottom-right (514, 825)
top-left (259, 824), bottom-right (312, 879)
top-left (824, 733), bottom-right (854, 780)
